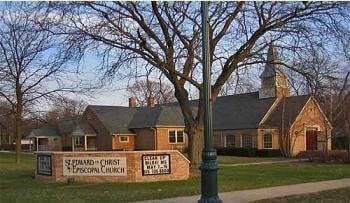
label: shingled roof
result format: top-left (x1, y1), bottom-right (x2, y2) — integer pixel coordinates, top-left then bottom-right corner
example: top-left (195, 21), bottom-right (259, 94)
top-left (87, 105), bottom-right (138, 134)
top-left (71, 122), bottom-right (96, 136)
top-left (213, 92), bottom-right (276, 129)
top-left (261, 95), bottom-right (311, 128)
top-left (85, 92), bottom-right (311, 134)
top-left (58, 117), bottom-right (80, 135)
top-left (128, 105), bottom-right (188, 128)
top-left (28, 125), bottom-right (61, 138)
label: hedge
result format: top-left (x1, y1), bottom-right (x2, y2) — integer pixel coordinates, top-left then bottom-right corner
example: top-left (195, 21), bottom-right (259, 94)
top-left (216, 147), bottom-right (283, 157)
top-left (332, 137), bottom-right (350, 150)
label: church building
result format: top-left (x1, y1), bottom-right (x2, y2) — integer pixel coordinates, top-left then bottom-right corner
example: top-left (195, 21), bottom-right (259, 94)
top-left (28, 44), bottom-right (332, 156)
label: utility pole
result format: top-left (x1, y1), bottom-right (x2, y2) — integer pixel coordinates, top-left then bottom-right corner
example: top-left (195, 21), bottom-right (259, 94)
top-left (199, 2), bottom-right (221, 203)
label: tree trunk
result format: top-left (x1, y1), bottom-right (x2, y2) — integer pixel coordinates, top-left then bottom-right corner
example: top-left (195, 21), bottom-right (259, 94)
top-left (15, 128), bottom-right (21, 163)
top-left (15, 97), bottom-right (23, 164)
top-left (347, 132), bottom-right (350, 163)
top-left (187, 121), bottom-right (204, 168)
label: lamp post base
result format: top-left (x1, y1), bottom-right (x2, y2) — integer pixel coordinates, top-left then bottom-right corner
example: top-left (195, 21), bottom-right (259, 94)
top-left (198, 150), bottom-right (222, 203)
top-left (198, 196), bottom-right (222, 203)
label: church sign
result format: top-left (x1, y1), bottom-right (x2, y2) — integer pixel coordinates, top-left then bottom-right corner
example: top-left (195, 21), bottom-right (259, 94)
top-left (35, 151), bottom-right (189, 182)
top-left (63, 157), bottom-right (127, 176)
top-left (37, 154), bottom-right (52, 176)
top-left (142, 154), bottom-right (171, 175)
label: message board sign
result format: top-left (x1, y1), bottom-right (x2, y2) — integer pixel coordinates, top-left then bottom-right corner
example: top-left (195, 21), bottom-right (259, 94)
top-left (142, 154), bottom-right (171, 176)
top-left (37, 155), bottom-right (52, 176)
top-left (63, 157), bottom-right (127, 176)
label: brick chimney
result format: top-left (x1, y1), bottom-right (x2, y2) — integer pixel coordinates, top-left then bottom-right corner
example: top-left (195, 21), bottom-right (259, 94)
top-left (147, 96), bottom-right (155, 108)
top-left (128, 97), bottom-right (137, 107)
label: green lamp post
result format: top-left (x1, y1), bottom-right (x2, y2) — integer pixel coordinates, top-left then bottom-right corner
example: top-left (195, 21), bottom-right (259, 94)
top-left (199, 2), bottom-right (221, 203)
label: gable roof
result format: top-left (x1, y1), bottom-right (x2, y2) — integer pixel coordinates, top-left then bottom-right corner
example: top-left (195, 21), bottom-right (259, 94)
top-left (261, 95), bottom-right (310, 128)
top-left (84, 92), bottom-right (314, 133)
top-left (58, 117), bottom-right (80, 135)
top-left (213, 92), bottom-right (276, 129)
top-left (71, 122), bottom-right (96, 136)
top-left (87, 105), bottom-right (138, 134)
top-left (28, 117), bottom-right (80, 138)
top-left (87, 92), bottom-right (279, 132)
top-left (28, 125), bottom-right (60, 138)
top-left (128, 105), bottom-right (191, 128)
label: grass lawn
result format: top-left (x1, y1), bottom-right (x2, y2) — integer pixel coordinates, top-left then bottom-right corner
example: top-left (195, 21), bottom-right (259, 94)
top-left (256, 187), bottom-right (350, 202)
top-left (1, 152), bottom-right (350, 203)
top-left (217, 155), bottom-right (288, 165)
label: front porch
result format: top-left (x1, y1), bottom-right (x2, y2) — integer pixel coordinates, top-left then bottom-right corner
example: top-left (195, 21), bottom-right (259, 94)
top-left (71, 122), bottom-right (97, 151)
top-left (30, 137), bottom-right (53, 151)
top-left (72, 135), bottom-right (97, 151)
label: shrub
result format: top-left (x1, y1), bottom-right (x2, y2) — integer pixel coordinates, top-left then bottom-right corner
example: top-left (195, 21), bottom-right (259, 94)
top-left (297, 150), bottom-right (350, 163)
top-left (332, 137), bottom-right (349, 150)
top-left (216, 147), bottom-right (256, 157)
top-left (216, 147), bottom-right (283, 157)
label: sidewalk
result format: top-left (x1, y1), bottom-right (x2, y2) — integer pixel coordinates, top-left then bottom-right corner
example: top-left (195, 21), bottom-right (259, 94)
top-left (138, 178), bottom-right (350, 203)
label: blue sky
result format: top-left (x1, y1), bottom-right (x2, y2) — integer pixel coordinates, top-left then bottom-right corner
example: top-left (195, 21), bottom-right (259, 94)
top-left (72, 52), bottom-right (130, 106)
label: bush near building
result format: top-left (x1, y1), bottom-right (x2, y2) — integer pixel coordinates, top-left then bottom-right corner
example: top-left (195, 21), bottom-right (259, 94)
top-left (216, 147), bottom-right (283, 157)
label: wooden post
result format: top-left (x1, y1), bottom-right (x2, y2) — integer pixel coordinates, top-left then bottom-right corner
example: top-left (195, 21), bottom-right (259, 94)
top-left (36, 137), bottom-right (38, 151)
top-left (84, 136), bottom-right (87, 151)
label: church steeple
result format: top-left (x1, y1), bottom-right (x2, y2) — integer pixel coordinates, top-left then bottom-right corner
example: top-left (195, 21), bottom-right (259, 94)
top-left (259, 43), bottom-right (290, 99)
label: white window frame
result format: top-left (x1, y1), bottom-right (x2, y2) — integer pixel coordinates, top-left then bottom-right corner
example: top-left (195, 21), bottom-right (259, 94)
top-left (241, 135), bottom-right (252, 148)
top-left (263, 134), bottom-right (273, 149)
top-left (168, 130), bottom-right (185, 144)
top-left (225, 134), bottom-right (235, 148)
top-left (119, 136), bottom-right (129, 143)
top-left (74, 137), bottom-right (83, 146)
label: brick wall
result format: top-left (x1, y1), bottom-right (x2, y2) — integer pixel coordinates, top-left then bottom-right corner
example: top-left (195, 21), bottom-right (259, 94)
top-left (84, 108), bottom-right (112, 150)
top-left (61, 133), bottom-right (72, 151)
top-left (112, 135), bottom-right (135, 151)
top-left (155, 127), bottom-right (187, 152)
top-left (35, 150), bottom-right (190, 183)
top-left (257, 128), bottom-right (280, 149)
top-left (134, 128), bottom-right (155, 150)
top-left (48, 137), bottom-right (62, 151)
top-left (290, 98), bottom-right (332, 155)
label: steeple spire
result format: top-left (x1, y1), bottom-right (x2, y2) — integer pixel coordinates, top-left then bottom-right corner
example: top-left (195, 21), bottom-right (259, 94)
top-left (260, 43), bottom-right (280, 78)
top-left (259, 43), bottom-right (290, 99)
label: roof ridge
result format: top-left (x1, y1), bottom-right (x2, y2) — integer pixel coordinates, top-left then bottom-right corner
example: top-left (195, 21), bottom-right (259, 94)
top-left (156, 91), bottom-right (260, 107)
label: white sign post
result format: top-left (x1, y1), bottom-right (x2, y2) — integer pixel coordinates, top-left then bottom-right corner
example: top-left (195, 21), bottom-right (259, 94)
top-left (63, 157), bottom-right (127, 176)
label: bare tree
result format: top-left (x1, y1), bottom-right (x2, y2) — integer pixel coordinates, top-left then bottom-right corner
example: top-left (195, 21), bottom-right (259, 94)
top-left (48, 2), bottom-right (350, 165)
top-left (319, 73), bottom-right (350, 155)
top-left (127, 79), bottom-right (176, 106)
top-left (44, 96), bottom-right (87, 125)
top-left (219, 68), bottom-right (259, 96)
top-left (0, 2), bottom-right (86, 163)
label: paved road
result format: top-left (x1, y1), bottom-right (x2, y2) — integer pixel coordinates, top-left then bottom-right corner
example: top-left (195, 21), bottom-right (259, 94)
top-left (137, 178), bottom-right (350, 203)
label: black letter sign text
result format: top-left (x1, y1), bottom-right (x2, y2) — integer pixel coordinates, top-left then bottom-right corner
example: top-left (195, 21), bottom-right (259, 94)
top-left (142, 154), bottom-right (171, 176)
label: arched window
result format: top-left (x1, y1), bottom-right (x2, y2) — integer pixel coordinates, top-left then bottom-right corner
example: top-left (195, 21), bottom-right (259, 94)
top-left (263, 134), bottom-right (273, 149)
